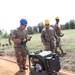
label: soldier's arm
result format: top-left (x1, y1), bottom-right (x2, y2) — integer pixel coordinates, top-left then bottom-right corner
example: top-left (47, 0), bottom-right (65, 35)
top-left (53, 29), bottom-right (58, 41)
top-left (25, 30), bottom-right (31, 41)
top-left (59, 28), bottom-right (64, 37)
top-left (11, 30), bottom-right (21, 44)
top-left (41, 30), bottom-right (46, 45)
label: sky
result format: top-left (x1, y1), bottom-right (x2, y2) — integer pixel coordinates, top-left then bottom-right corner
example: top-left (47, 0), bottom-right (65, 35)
top-left (0, 0), bottom-right (75, 34)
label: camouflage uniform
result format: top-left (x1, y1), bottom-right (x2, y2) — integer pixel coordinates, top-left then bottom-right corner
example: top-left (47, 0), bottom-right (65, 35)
top-left (41, 27), bottom-right (57, 52)
top-left (12, 28), bottom-right (28, 70)
top-left (8, 34), bottom-right (12, 45)
top-left (54, 23), bottom-right (64, 53)
top-left (8, 30), bottom-right (13, 45)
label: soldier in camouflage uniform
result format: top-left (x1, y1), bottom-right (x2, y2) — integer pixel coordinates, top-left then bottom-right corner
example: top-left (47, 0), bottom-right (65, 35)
top-left (8, 30), bottom-right (13, 45)
top-left (54, 16), bottom-right (66, 54)
top-left (11, 19), bottom-right (31, 72)
top-left (41, 19), bottom-right (57, 52)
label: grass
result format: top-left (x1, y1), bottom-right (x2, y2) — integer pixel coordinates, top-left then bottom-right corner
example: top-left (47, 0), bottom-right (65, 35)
top-left (61, 29), bottom-right (75, 51)
top-left (27, 34), bottom-right (44, 52)
top-left (0, 29), bottom-right (75, 52)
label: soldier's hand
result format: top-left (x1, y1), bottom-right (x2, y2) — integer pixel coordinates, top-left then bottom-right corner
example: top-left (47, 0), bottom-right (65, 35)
top-left (62, 34), bottom-right (64, 36)
top-left (43, 43), bottom-right (46, 45)
top-left (27, 38), bottom-right (31, 41)
top-left (16, 39), bottom-right (22, 44)
top-left (60, 33), bottom-right (64, 37)
top-left (27, 36), bottom-right (32, 41)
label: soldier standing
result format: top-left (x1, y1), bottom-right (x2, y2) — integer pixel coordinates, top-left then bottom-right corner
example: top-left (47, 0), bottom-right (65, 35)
top-left (54, 16), bottom-right (66, 54)
top-left (11, 19), bottom-right (31, 72)
top-left (41, 19), bottom-right (57, 52)
top-left (8, 30), bottom-right (13, 45)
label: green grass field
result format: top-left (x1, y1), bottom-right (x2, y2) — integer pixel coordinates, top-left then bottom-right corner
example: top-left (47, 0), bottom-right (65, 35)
top-left (61, 29), bottom-right (75, 51)
top-left (0, 29), bottom-right (75, 52)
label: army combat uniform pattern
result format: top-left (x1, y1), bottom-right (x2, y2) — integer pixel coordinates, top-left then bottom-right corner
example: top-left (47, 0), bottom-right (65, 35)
top-left (12, 28), bottom-right (28, 70)
top-left (54, 23), bottom-right (63, 46)
top-left (41, 27), bottom-right (57, 52)
top-left (54, 23), bottom-right (64, 53)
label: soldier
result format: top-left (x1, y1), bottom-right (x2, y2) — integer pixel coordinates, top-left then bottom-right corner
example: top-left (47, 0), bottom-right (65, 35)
top-left (54, 16), bottom-right (66, 54)
top-left (11, 19), bottom-right (31, 72)
top-left (8, 30), bottom-right (13, 45)
top-left (41, 19), bottom-right (57, 52)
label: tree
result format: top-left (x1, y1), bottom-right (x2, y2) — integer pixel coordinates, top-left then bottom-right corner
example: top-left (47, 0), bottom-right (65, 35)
top-left (33, 26), bottom-right (39, 33)
top-left (69, 20), bottom-right (75, 29)
top-left (1, 32), bottom-right (8, 38)
top-left (0, 29), bottom-right (2, 36)
top-left (0, 29), bottom-right (4, 36)
top-left (65, 22), bottom-right (70, 29)
top-left (27, 26), bottom-right (34, 34)
top-left (60, 24), bottom-right (65, 30)
top-left (37, 22), bottom-right (44, 33)
top-left (50, 24), bottom-right (54, 28)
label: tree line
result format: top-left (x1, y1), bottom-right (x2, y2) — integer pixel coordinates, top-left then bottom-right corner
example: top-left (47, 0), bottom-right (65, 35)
top-left (0, 19), bottom-right (75, 38)
top-left (27, 19), bottom-right (75, 34)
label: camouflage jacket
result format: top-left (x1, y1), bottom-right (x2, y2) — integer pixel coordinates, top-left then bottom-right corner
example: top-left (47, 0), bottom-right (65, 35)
top-left (54, 23), bottom-right (62, 36)
top-left (12, 28), bottom-right (28, 47)
top-left (41, 27), bottom-right (57, 44)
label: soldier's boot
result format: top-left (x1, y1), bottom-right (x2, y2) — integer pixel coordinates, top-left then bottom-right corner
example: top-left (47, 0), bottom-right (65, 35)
top-left (19, 65), bottom-right (24, 72)
top-left (23, 64), bottom-right (28, 70)
top-left (23, 67), bottom-right (28, 70)
top-left (19, 67), bottom-right (24, 72)
top-left (55, 50), bottom-right (58, 53)
top-left (59, 46), bottom-right (66, 54)
top-left (55, 47), bottom-right (59, 54)
top-left (19, 68), bottom-right (24, 72)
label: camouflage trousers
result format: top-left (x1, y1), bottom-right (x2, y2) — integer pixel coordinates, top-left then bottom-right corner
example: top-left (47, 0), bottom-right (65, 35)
top-left (14, 45), bottom-right (27, 69)
top-left (56, 36), bottom-right (61, 47)
top-left (44, 41), bottom-right (55, 52)
top-left (55, 36), bottom-right (64, 53)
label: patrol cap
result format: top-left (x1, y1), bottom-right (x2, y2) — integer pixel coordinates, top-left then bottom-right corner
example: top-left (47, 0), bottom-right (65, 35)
top-left (45, 19), bottom-right (50, 24)
top-left (20, 19), bottom-right (28, 26)
top-left (55, 16), bottom-right (59, 20)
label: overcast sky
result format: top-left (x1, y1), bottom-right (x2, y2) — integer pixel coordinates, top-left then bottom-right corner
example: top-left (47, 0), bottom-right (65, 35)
top-left (0, 0), bottom-right (75, 33)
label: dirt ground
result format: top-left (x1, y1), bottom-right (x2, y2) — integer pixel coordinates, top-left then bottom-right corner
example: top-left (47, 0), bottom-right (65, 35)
top-left (0, 50), bottom-right (75, 75)
top-left (4, 48), bottom-right (75, 72)
top-left (0, 56), bottom-right (29, 75)
top-left (60, 49), bottom-right (75, 72)
top-left (0, 56), bottom-right (75, 75)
